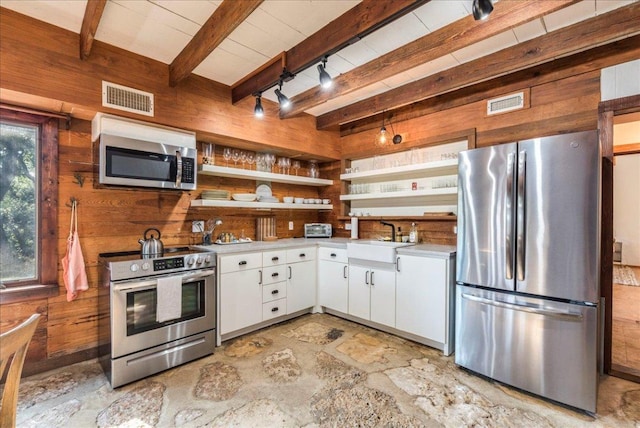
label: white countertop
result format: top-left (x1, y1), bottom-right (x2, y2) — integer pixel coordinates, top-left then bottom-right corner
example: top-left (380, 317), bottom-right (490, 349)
top-left (192, 238), bottom-right (454, 257)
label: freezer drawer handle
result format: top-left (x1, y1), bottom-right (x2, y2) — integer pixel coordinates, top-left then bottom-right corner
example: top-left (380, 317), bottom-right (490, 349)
top-left (461, 293), bottom-right (583, 320)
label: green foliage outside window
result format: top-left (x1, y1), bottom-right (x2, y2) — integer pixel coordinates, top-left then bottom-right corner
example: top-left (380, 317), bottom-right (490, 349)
top-left (0, 122), bottom-right (38, 283)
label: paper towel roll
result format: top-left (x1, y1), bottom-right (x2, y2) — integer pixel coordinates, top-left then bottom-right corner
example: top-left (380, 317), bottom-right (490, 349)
top-left (351, 217), bottom-right (358, 239)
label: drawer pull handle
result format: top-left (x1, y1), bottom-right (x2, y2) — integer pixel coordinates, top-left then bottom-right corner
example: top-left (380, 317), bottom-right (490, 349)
top-left (271, 272), bottom-right (279, 277)
top-left (272, 290), bottom-right (279, 295)
top-left (271, 307), bottom-right (279, 312)
top-left (299, 253), bottom-right (306, 258)
top-left (238, 261), bottom-right (247, 266)
top-left (330, 253), bottom-right (337, 257)
top-left (272, 256), bottom-right (279, 261)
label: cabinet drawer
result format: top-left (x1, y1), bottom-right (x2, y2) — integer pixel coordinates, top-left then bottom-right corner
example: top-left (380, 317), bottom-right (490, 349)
top-left (263, 282), bottom-right (286, 303)
top-left (286, 247), bottom-right (316, 263)
top-left (262, 265), bottom-right (286, 285)
top-left (263, 298), bottom-right (286, 320)
top-left (263, 250), bottom-right (286, 267)
top-left (318, 247), bottom-right (347, 263)
top-left (219, 252), bottom-right (262, 273)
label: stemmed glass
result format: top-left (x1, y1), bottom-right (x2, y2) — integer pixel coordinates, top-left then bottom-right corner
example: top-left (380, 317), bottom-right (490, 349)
top-left (277, 157), bottom-right (285, 174)
top-left (223, 148), bottom-right (231, 167)
top-left (240, 151), bottom-right (248, 169)
top-left (292, 160), bottom-right (300, 176)
top-left (246, 152), bottom-right (255, 170)
top-left (266, 154), bottom-right (276, 172)
top-left (284, 158), bottom-right (291, 175)
top-left (231, 149), bottom-right (241, 167)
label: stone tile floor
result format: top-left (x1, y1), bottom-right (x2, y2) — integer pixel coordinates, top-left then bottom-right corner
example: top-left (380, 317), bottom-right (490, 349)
top-left (13, 314), bottom-right (640, 427)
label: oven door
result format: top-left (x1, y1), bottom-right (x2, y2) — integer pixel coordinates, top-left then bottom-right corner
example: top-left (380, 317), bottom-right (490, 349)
top-left (100, 133), bottom-right (196, 190)
top-left (111, 269), bottom-right (215, 358)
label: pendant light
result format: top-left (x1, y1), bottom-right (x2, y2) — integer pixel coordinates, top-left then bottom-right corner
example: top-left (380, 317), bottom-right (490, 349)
top-left (317, 56), bottom-right (332, 89)
top-left (374, 112), bottom-right (388, 147)
top-left (472, 0), bottom-right (494, 20)
top-left (253, 93), bottom-right (264, 118)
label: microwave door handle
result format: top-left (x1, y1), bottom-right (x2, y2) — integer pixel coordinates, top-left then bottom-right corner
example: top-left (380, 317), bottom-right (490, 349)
top-left (175, 150), bottom-right (182, 188)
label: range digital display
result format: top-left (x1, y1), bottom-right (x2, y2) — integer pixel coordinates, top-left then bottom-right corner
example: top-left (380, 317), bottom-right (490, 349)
top-left (153, 257), bottom-right (185, 271)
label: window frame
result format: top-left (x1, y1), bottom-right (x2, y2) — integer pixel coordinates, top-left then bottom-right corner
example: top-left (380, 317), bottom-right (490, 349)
top-left (0, 108), bottom-right (59, 303)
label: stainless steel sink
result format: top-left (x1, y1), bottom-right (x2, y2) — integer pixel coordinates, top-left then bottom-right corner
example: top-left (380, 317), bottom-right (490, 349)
top-left (347, 240), bottom-right (414, 263)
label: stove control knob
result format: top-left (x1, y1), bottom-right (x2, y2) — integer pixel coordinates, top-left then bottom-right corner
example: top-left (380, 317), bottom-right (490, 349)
top-left (130, 263), bottom-right (140, 272)
top-left (186, 256), bottom-right (196, 266)
top-left (196, 256), bottom-right (203, 265)
top-left (204, 255), bottom-right (212, 264)
top-left (141, 262), bottom-right (150, 271)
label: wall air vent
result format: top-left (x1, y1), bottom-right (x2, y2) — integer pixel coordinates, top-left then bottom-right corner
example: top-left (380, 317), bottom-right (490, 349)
top-left (487, 92), bottom-right (524, 115)
top-left (102, 81), bottom-right (154, 117)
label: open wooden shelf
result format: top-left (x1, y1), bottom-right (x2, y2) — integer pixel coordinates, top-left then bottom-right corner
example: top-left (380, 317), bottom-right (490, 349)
top-left (199, 165), bottom-right (333, 186)
top-left (340, 158), bottom-right (457, 181)
top-left (191, 199), bottom-right (333, 210)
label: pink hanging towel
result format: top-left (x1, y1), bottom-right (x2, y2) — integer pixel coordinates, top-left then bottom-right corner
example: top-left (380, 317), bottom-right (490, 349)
top-left (61, 200), bottom-right (89, 302)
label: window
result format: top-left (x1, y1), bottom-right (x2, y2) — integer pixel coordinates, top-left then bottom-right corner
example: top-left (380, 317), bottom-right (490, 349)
top-left (0, 108), bottom-right (58, 303)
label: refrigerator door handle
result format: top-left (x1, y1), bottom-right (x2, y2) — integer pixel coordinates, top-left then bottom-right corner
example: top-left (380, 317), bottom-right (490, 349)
top-left (505, 152), bottom-right (515, 280)
top-left (516, 150), bottom-right (527, 281)
top-left (461, 293), bottom-right (583, 320)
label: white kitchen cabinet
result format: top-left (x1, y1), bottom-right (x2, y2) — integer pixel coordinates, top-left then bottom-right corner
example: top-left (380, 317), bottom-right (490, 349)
top-left (318, 248), bottom-right (348, 313)
top-left (286, 247), bottom-right (317, 314)
top-left (348, 264), bottom-right (395, 328)
top-left (396, 253), bottom-right (454, 354)
top-left (220, 268), bottom-right (262, 335)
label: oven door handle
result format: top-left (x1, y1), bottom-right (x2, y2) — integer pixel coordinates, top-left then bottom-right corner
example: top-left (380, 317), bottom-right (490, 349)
top-left (113, 269), bottom-right (215, 292)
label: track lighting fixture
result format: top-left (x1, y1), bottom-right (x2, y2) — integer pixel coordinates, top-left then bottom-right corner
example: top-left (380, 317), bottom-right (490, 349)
top-left (317, 57), bottom-right (332, 89)
top-left (253, 93), bottom-right (264, 118)
top-left (472, 0), bottom-right (494, 20)
top-left (275, 80), bottom-right (290, 110)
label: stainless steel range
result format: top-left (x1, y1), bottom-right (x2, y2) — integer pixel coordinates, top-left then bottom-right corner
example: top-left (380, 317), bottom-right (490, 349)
top-left (98, 247), bottom-right (215, 388)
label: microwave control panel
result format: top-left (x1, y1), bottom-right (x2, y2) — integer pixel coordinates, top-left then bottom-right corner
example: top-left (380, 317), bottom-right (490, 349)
top-left (182, 158), bottom-right (195, 183)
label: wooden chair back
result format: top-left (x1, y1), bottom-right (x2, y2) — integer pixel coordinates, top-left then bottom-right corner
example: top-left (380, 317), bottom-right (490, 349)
top-left (0, 313), bottom-right (40, 428)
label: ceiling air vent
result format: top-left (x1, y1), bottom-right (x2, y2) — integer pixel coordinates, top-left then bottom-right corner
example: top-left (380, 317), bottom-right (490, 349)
top-left (487, 92), bottom-right (524, 116)
top-left (102, 81), bottom-right (154, 117)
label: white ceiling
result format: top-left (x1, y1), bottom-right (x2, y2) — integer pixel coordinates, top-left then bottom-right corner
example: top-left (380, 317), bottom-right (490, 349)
top-left (1, 0), bottom-right (637, 118)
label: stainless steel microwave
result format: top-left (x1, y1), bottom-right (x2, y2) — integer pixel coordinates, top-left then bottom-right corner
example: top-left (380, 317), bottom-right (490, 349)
top-left (99, 134), bottom-right (197, 190)
top-left (304, 223), bottom-right (332, 238)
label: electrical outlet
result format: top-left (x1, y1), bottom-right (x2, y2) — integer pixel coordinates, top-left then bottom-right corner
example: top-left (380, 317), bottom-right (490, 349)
top-left (345, 222), bottom-right (352, 231)
top-left (288, 221), bottom-right (294, 230)
top-left (453, 226), bottom-right (458, 234)
top-left (192, 220), bottom-right (204, 233)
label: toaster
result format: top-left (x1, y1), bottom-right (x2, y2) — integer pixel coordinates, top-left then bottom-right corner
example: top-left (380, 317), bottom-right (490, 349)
top-left (304, 223), bottom-right (332, 238)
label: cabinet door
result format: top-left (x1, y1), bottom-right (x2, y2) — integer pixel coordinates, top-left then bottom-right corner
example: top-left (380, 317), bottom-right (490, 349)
top-left (286, 260), bottom-right (316, 314)
top-left (396, 255), bottom-right (447, 342)
top-left (370, 268), bottom-right (396, 328)
top-left (220, 269), bottom-right (262, 335)
top-left (348, 265), bottom-right (370, 320)
top-left (318, 260), bottom-right (348, 313)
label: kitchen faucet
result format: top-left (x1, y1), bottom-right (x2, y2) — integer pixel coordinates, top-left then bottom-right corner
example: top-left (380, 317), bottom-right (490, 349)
top-left (380, 221), bottom-right (395, 242)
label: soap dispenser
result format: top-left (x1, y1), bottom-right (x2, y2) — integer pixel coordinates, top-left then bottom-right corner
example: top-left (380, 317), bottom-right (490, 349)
top-left (409, 222), bottom-right (418, 243)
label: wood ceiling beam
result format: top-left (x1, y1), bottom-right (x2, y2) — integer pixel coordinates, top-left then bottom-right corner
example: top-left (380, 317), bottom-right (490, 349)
top-left (317, 2), bottom-right (640, 130)
top-left (169, 0), bottom-right (263, 87)
top-left (231, 0), bottom-right (430, 104)
top-left (79, 0), bottom-right (107, 60)
top-left (282, 0), bottom-right (579, 119)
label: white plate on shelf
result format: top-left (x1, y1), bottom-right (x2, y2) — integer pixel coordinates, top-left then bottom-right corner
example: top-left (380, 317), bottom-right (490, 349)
top-left (232, 193), bottom-right (257, 202)
top-left (256, 184), bottom-right (272, 198)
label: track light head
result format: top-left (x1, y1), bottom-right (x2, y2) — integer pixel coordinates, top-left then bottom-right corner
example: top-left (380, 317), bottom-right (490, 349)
top-left (275, 88), bottom-right (290, 110)
top-left (253, 93), bottom-right (264, 118)
top-left (317, 58), bottom-right (332, 89)
top-left (472, 0), bottom-right (493, 20)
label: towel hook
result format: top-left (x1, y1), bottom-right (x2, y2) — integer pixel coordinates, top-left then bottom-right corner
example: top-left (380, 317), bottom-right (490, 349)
top-left (73, 172), bottom-right (85, 187)
top-left (65, 197), bottom-right (79, 208)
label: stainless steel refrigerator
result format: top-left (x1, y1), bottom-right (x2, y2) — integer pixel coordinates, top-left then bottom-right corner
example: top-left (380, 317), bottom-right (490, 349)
top-left (455, 130), bottom-right (600, 413)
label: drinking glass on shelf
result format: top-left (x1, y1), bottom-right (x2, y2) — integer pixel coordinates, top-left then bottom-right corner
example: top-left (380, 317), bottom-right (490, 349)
top-left (246, 152), bottom-right (255, 170)
top-left (292, 160), bottom-right (300, 176)
top-left (284, 157), bottom-right (291, 175)
top-left (240, 151), bottom-right (247, 169)
top-left (231, 149), bottom-right (241, 167)
top-left (223, 147), bottom-right (231, 167)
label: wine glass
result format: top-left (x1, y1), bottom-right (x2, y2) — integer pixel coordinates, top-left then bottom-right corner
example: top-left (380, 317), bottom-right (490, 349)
top-left (231, 149), bottom-right (241, 167)
top-left (246, 152), bottom-right (255, 170)
top-left (240, 151), bottom-right (247, 169)
top-left (266, 154), bottom-right (276, 172)
top-left (284, 158), bottom-right (291, 175)
top-left (292, 160), bottom-right (300, 176)
top-left (223, 148), bottom-right (231, 167)
top-left (277, 157), bottom-right (285, 174)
